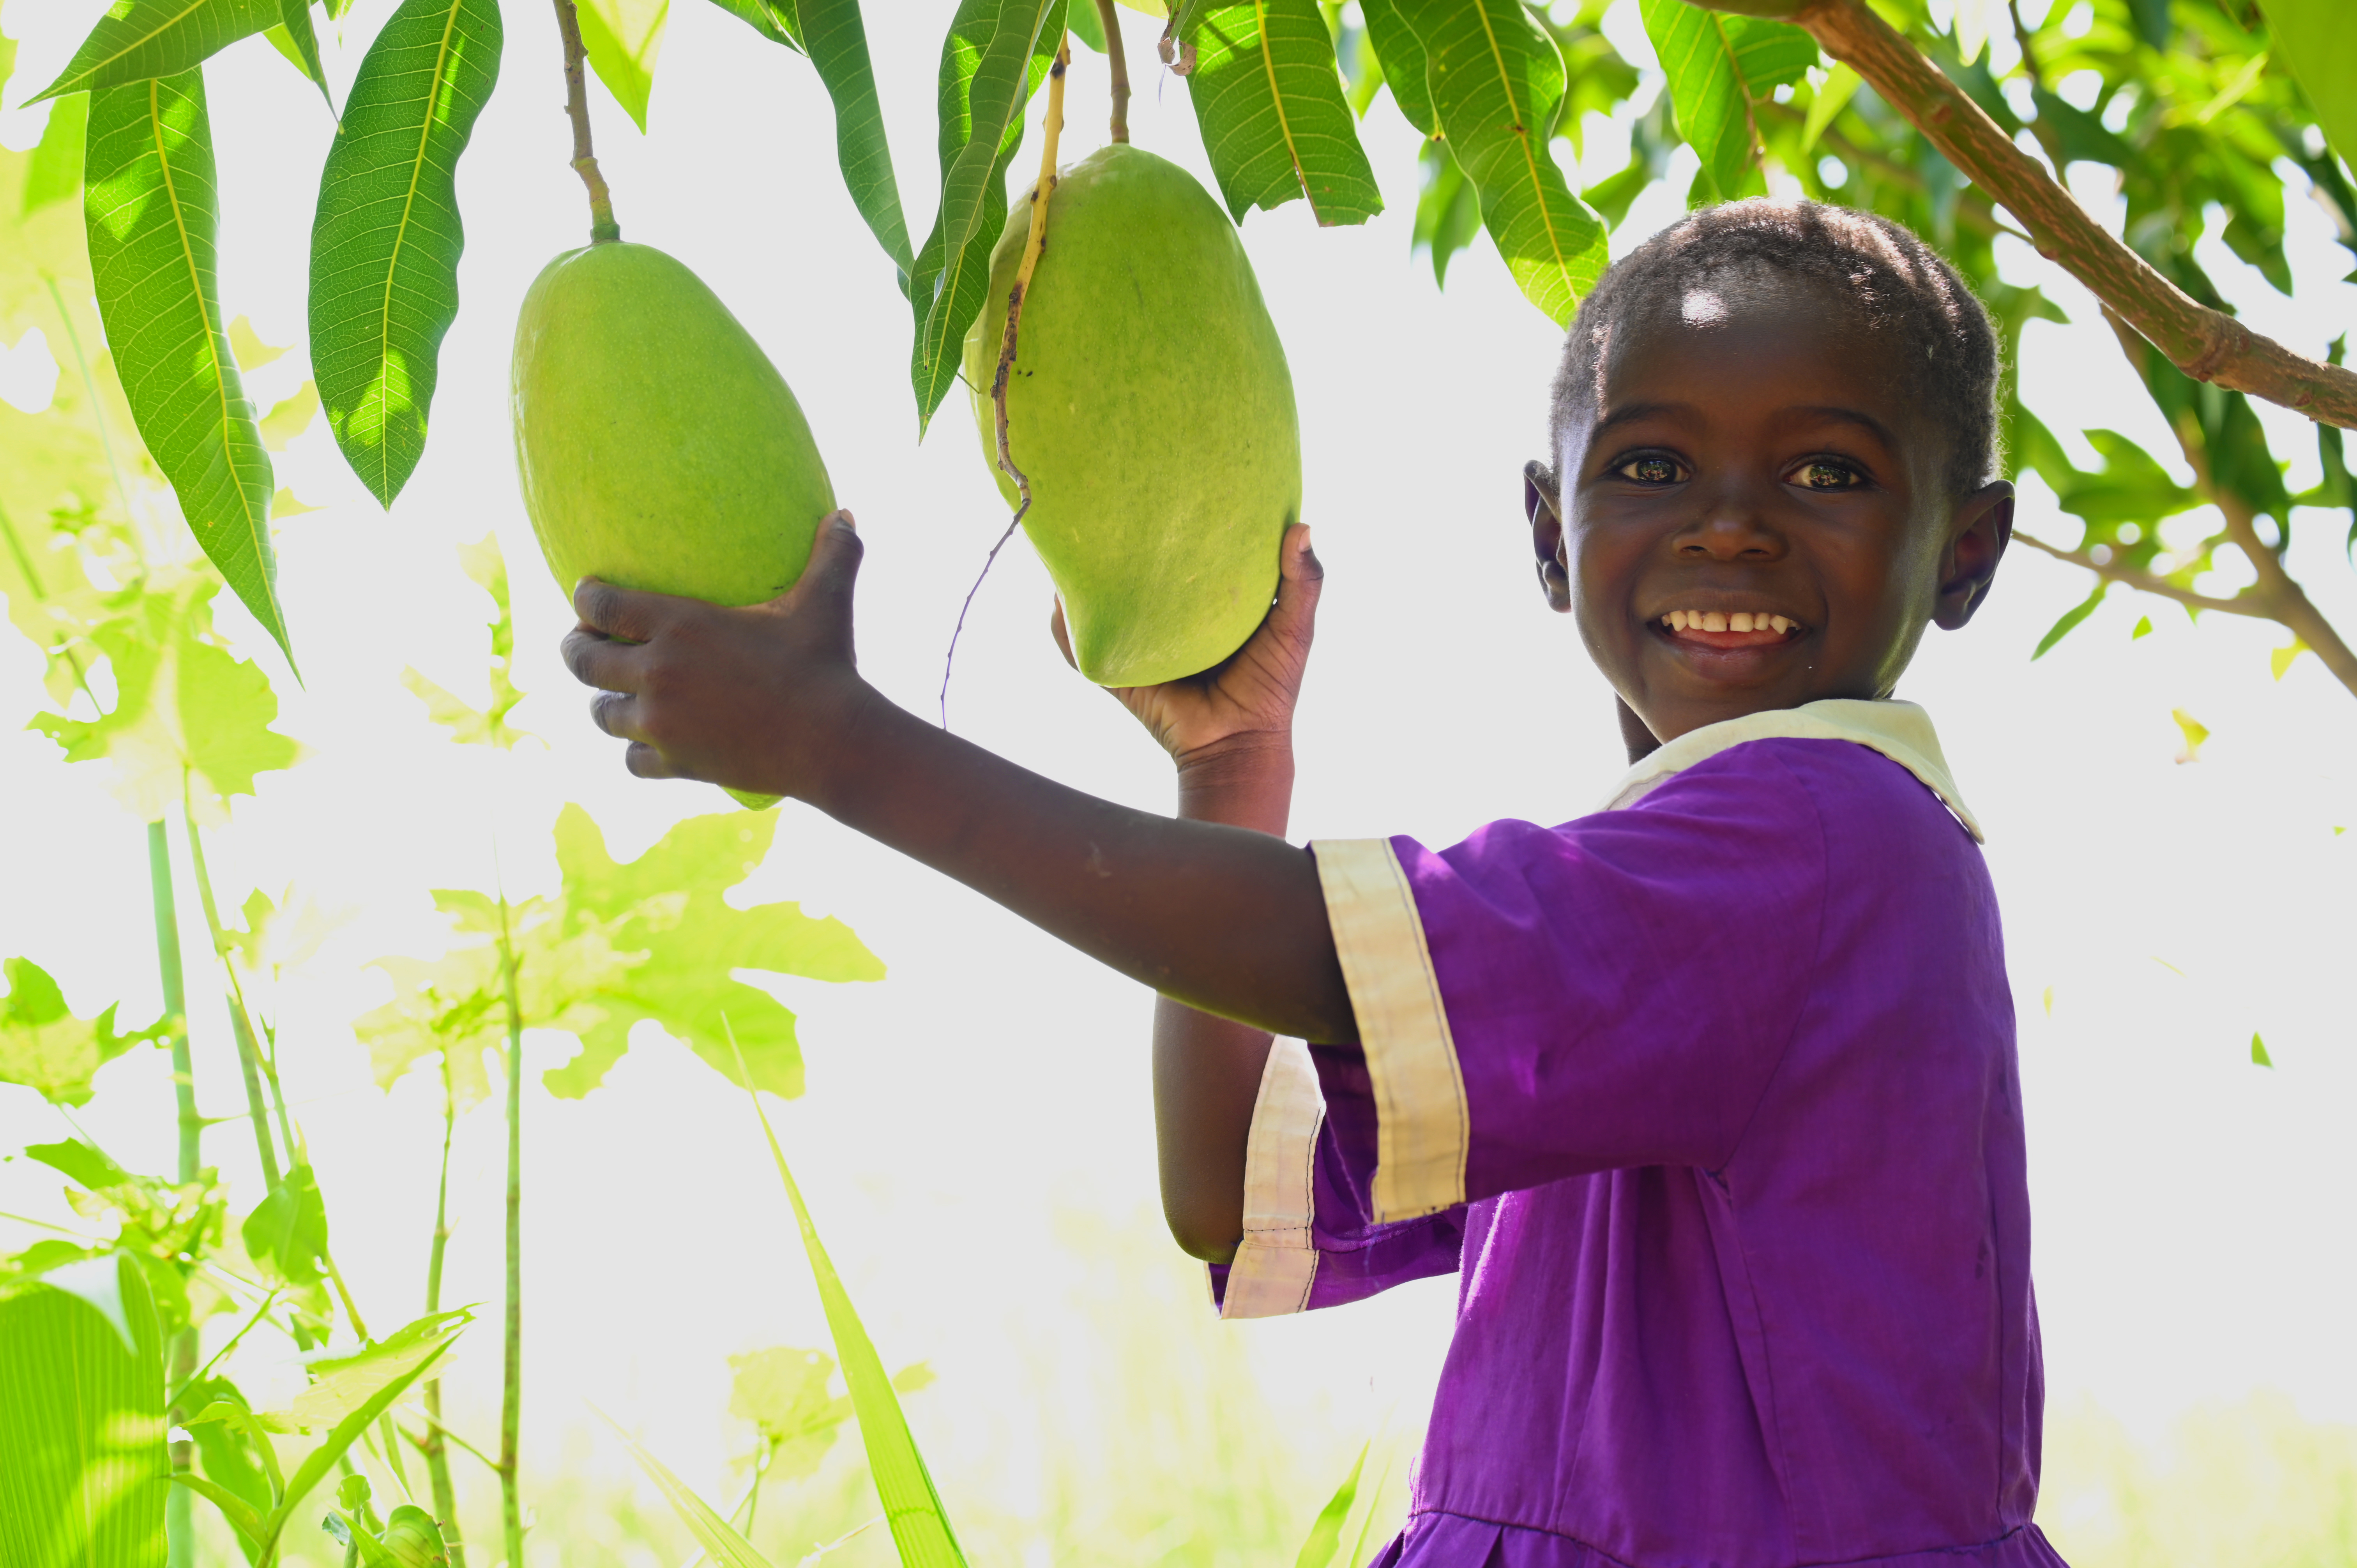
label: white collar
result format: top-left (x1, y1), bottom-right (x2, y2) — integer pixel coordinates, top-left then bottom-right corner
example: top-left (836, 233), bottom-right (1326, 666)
top-left (1597, 698), bottom-right (1983, 842)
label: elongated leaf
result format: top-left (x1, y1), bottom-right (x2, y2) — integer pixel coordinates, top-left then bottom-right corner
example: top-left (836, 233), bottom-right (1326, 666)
top-left (260, 1310), bottom-right (469, 1554)
top-left (31, 0), bottom-right (276, 102)
top-left (1357, 0), bottom-right (1432, 134)
top-left (736, 1050), bottom-right (966, 1568)
top-left (2258, 0), bottom-right (2357, 173)
top-left (701, 0), bottom-right (800, 48)
top-left (1394, 0), bottom-right (1604, 323)
top-left (275, 0), bottom-right (333, 111)
top-left (907, 0), bottom-right (1064, 429)
top-left (597, 1410), bottom-right (778, 1568)
top-left (577, 0), bottom-right (667, 132)
top-left (308, 0), bottom-right (500, 509)
top-left (2031, 583), bottom-right (2106, 660)
top-left (1293, 1439), bottom-right (1369, 1568)
top-left (1184, 0), bottom-right (1380, 225)
top-left (0, 1255), bottom-right (168, 1568)
top-left (84, 71), bottom-right (289, 662)
top-left (1637, 0), bottom-right (1814, 202)
top-left (802, 0), bottom-right (913, 276)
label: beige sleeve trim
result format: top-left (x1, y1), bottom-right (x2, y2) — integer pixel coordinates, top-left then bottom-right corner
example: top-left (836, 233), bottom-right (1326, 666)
top-left (1219, 1038), bottom-right (1324, 1320)
top-left (1312, 838), bottom-right (1470, 1223)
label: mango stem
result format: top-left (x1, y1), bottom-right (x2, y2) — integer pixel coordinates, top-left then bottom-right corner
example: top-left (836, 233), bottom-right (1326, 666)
top-left (1094, 0), bottom-right (1129, 144)
top-left (553, 0), bottom-right (621, 243)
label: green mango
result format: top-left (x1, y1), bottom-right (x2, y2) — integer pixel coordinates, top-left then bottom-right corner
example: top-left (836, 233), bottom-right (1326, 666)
top-left (963, 145), bottom-right (1302, 688)
top-left (512, 240), bottom-right (831, 809)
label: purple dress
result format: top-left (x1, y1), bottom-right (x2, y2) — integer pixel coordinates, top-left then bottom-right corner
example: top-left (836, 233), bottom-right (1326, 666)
top-left (1210, 701), bottom-right (2066, 1568)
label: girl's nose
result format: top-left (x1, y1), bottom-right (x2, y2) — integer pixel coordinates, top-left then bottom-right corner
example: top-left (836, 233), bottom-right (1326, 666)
top-left (1672, 486), bottom-right (1786, 561)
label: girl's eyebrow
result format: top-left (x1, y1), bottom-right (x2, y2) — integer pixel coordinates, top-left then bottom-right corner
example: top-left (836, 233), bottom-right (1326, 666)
top-left (1590, 401), bottom-right (1693, 439)
top-left (1785, 405), bottom-right (1899, 452)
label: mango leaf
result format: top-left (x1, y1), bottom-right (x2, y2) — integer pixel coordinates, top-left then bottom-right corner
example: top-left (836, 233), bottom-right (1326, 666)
top-left (1412, 138), bottom-right (1480, 284)
top-left (0, 958), bottom-right (168, 1106)
top-left (802, 0), bottom-right (915, 277)
top-left (274, 0), bottom-right (333, 111)
top-left (2031, 583), bottom-right (2107, 660)
top-left (1394, 0), bottom-right (1604, 324)
top-left (1357, 0), bottom-right (1433, 134)
top-left (2265, 0), bottom-right (2357, 173)
top-left (30, 0), bottom-right (277, 102)
top-left (29, 579), bottom-right (301, 823)
top-left (577, 0), bottom-right (667, 132)
top-left (701, 0), bottom-right (800, 49)
top-left (737, 1063), bottom-right (967, 1568)
top-left (1183, 0), bottom-right (1381, 226)
top-left (239, 1164), bottom-right (329, 1287)
top-left (596, 1409), bottom-right (779, 1568)
top-left (1637, 0), bottom-right (1814, 202)
top-left (308, 0), bottom-right (502, 509)
top-left (0, 1254), bottom-right (169, 1568)
top-left (907, 0), bottom-right (1065, 429)
top-left (84, 71), bottom-right (287, 664)
top-left (542, 803), bottom-right (885, 1098)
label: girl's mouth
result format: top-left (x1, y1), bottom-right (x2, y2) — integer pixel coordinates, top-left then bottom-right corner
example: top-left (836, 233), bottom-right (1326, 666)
top-left (1656, 609), bottom-right (1804, 650)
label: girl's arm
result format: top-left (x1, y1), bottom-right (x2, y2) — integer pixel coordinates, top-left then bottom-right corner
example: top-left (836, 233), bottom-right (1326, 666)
top-left (561, 517), bottom-right (1350, 1047)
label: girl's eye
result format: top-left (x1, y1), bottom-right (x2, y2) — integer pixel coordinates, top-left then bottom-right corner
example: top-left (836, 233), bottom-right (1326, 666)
top-left (1614, 456), bottom-right (1685, 485)
top-left (1793, 460), bottom-right (1862, 491)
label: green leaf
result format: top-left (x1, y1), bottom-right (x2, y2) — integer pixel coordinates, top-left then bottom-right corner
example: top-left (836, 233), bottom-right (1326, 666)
top-left (1357, 0), bottom-right (1432, 134)
top-left (400, 533), bottom-right (531, 747)
top-left (1394, 0), bottom-right (1606, 324)
top-left (23, 1136), bottom-right (136, 1191)
top-left (907, 0), bottom-right (1065, 430)
top-left (269, 1308), bottom-right (471, 1434)
top-left (1637, 0), bottom-right (1814, 201)
top-left (273, 0), bottom-right (334, 112)
top-left (1293, 1439), bottom-right (1368, 1568)
top-left (576, 0), bottom-right (667, 132)
top-left (84, 72), bottom-right (288, 664)
top-left (170, 1472), bottom-right (266, 1551)
top-left (2250, 1032), bottom-right (2272, 1067)
top-left (1, 962), bottom-right (166, 1106)
top-left (23, 93), bottom-right (89, 220)
top-left (28, 580), bottom-right (301, 823)
top-left (700, 0), bottom-right (800, 49)
top-left (727, 1346), bottom-right (854, 1483)
top-left (1182, 0), bottom-right (1382, 225)
top-left (1799, 60), bottom-right (1856, 152)
top-left (30, 0), bottom-right (277, 102)
top-left (736, 1058), bottom-right (968, 1568)
top-left (0, 1255), bottom-right (169, 1568)
top-left (1411, 137), bottom-right (1480, 284)
top-left (2030, 583), bottom-right (2106, 660)
top-left (308, 0), bottom-right (502, 508)
top-left (2265, 0), bottom-right (2357, 174)
top-left (178, 1376), bottom-right (274, 1552)
top-left (596, 1409), bottom-right (780, 1568)
top-left (239, 1164), bottom-right (330, 1287)
top-left (801, 0), bottom-right (915, 276)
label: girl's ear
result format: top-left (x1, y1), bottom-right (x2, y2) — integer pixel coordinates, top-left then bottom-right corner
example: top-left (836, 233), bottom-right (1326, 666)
top-left (1524, 459), bottom-right (1573, 614)
top-left (1935, 481), bottom-right (2014, 630)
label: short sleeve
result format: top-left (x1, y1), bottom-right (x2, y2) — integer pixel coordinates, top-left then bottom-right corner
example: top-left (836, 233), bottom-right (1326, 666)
top-left (1309, 743), bottom-right (1829, 1224)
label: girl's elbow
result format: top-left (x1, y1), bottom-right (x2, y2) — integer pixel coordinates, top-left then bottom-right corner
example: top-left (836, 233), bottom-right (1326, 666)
top-left (1163, 1198), bottom-right (1243, 1265)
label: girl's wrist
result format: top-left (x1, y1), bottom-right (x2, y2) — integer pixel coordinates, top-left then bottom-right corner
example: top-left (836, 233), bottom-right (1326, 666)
top-left (1174, 731), bottom-right (1294, 835)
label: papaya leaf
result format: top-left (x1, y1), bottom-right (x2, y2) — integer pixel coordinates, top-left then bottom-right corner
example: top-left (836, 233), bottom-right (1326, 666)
top-left (733, 1051), bottom-right (967, 1568)
top-left (1637, 0), bottom-right (1814, 202)
top-left (399, 533), bottom-right (531, 748)
top-left (29, 0), bottom-right (277, 102)
top-left (2031, 583), bottom-right (2107, 660)
top-left (84, 72), bottom-right (288, 664)
top-left (239, 1164), bottom-right (330, 1287)
top-left (801, 0), bottom-right (914, 277)
top-left (576, 0), bottom-right (667, 132)
top-left (0, 1255), bottom-right (169, 1568)
top-left (1393, 0), bottom-right (1605, 324)
top-left (0, 959), bottom-right (168, 1106)
top-left (1357, 0), bottom-right (1432, 134)
top-left (23, 1135), bottom-right (136, 1191)
top-left (907, 0), bottom-right (1065, 429)
top-left (1183, 0), bottom-right (1381, 226)
top-left (308, 0), bottom-right (501, 509)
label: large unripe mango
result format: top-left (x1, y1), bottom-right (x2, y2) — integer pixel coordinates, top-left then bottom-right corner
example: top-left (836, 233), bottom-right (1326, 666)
top-left (963, 145), bottom-right (1301, 688)
top-left (511, 241), bottom-right (835, 609)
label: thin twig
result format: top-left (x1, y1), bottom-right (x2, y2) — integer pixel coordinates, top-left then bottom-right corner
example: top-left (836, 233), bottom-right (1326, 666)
top-left (1094, 0), bottom-right (1129, 143)
top-left (938, 37), bottom-right (1072, 729)
top-left (2011, 529), bottom-right (2263, 616)
top-left (553, 0), bottom-right (621, 242)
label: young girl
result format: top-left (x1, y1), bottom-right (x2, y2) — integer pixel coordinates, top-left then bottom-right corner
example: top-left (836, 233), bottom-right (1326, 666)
top-left (562, 197), bottom-right (2061, 1567)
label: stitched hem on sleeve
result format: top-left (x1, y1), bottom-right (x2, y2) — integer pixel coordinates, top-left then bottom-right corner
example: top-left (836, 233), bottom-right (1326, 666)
top-left (1311, 839), bottom-right (1470, 1224)
top-left (1220, 1038), bottom-right (1325, 1319)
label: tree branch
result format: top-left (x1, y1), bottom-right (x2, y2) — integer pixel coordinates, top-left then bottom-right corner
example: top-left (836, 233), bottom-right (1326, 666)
top-left (553, 0), bottom-right (620, 242)
top-left (1697, 0), bottom-right (2357, 430)
top-left (2011, 528), bottom-right (2267, 618)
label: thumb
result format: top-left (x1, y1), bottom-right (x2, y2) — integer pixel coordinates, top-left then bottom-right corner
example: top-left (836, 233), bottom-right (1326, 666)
top-left (1265, 523), bottom-right (1323, 646)
top-left (783, 510), bottom-right (864, 612)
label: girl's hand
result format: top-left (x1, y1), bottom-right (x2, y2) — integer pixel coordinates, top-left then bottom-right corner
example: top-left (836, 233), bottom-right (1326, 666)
top-left (1051, 523), bottom-right (1322, 781)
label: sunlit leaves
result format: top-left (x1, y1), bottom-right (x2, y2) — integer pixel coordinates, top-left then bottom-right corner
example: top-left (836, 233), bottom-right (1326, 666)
top-left (1391, 0), bottom-right (1605, 324)
top-left (1357, 0), bottom-right (1432, 134)
top-left (2253, 0), bottom-right (2357, 173)
top-left (0, 1255), bottom-right (168, 1568)
top-left (601, 1411), bottom-right (780, 1568)
top-left (577, 0), bottom-right (668, 132)
top-left (908, 0), bottom-right (1065, 430)
top-left (803, 0), bottom-right (915, 278)
top-left (0, 960), bottom-right (169, 1107)
top-left (31, 0), bottom-right (277, 102)
top-left (402, 532), bottom-right (532, 748)
top-left (308, 0), bottom-right (502, 508)
top-left (240, 1164), bottom-right (330, 1287)
top-left (85, 72), bottom-right (288, 663)
top-left (11, 1142), bottom-right (230, 1344)
top-left (1182, 0), bottom-right (1380, 226)
top-left (1637, 0), bottom-right (1814, 203)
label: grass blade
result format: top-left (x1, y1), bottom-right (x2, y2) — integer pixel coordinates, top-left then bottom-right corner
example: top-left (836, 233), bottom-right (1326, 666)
top-left (1182, 0), bottom-right (1381, 226)
top-left (906, 0), bottom-right (1064, 430)
top-left (30, 0), bottom-right (277, 102)
top-left (728, 1032), bottom-right (968, 1568)
top-left (84, 70), bottom-right (290, 666)
top-left (594, 1407), bottom-right (777, 1568)
top-left (307, 0), bottom-right (501, 509)
top-left (1392, 0), bottom-right (1604, 325)
top-left (1292, 1439), bottom-right (1368, 1568)
top-left (1636, 0), bottom-right (1815, 201)
top-left (801, 0), bottom-right (914, 278)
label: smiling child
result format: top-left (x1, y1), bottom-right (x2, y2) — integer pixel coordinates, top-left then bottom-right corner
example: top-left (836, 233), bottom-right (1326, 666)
top-left (562, 197), bottom-right (2062, 1567)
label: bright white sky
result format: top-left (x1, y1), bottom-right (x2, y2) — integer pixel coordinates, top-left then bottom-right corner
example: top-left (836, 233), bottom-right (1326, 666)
top-left (3, 0), bottom-right (2353, 1550)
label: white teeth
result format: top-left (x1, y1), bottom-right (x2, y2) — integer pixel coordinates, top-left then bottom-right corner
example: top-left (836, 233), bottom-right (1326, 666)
top-left (1701, 611), bottom-right (1728, 632)
top-left (1730, 612), bottom-right (1754, 632)
top-left (1770, 615), bottom-right (1792, 634)
top-left (1664, 611), bottom-right (1685, 630)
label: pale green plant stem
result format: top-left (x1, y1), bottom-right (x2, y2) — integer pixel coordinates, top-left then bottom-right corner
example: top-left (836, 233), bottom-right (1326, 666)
top-left (180, 779), bottom-right (285, 1195)
top-left (151, 818), bottom-right (201, 1568)
top-left (421, 1047), bottom-right (466, 1566)
top-left (42, 273), bottom-right (146, 557)
top-left (495, 885), bottom-right (526, 1568)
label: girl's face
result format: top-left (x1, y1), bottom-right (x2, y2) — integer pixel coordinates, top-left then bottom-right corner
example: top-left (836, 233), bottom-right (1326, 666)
top-left (1535, 273), bottom-right (2012, 748)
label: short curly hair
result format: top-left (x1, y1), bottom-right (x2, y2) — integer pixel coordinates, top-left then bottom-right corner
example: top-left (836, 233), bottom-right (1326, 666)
top-left (1551, 198), bottom-right (2003, 497)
